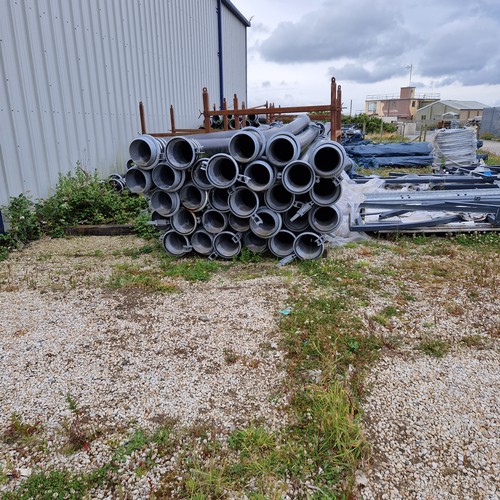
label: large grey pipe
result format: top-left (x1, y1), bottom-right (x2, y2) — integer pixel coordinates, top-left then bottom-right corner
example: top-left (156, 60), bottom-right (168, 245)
top-left (249, 208), bottom-right (282, 238)
top-left (294, 232), bottom-right (324, 260)
top-left (243, 232), bottom-right (268, 253)
top-left (191, 159), bottom-right (212, 190)
top-left (283, 207), bottom-right (310, 232)
top-left (202, 209), bottom-right (228, 234)
top-left (152, 163), bottom-right (185, 192)
top-left (209, 188), bottom-right (230, 212)
top-left (265, 120), bottom-right (319, 167)
top-left (228, 127), bottom-right (266, 163)
top-left (282, 161), bottom-right (317, 194)
top-left (129, 135), bottom-right (170, 169)
top-left (228, 187), bottom-right (260, 218)
top-left (206, 153), bottom-right (241, 188)
top-left (166, 135), bottom-right (233, 170)
top-left (264, 183), bottom-right (295, 213)
top-left (309, 178), bottom-right (342, 206)
top-left (180, 182), bottom-right (208, 212)
top-left (150, 190), bottom-right (181, 217)
top-left (161, 230), bottom-right (191, 257)
top-left (269, 230), bottom-right (296, 258)
top-left (125, 167), bottom-right (153, 194)
top-left (243, 160), bottom-right (276, 191)
top-left (307, 140), bottom-right (347, 178)
top-left (213, 231), bottom-right (242, 259)
top-left (228, 213), bottom-right (250, 232)
top-left (191, 229), bottom-right (214, 256)
top-left (308, 205), bottom-right (342, 233)
top-left (170, 207), bottom-right (198, 235)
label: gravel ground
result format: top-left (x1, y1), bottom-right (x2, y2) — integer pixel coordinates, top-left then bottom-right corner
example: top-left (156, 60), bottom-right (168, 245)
top-left (0, 235), bottom-right (498, 498)
top-left (346, 241), bottom-right (500, 499)
top-left (0, 236), bottom-right (290, 496)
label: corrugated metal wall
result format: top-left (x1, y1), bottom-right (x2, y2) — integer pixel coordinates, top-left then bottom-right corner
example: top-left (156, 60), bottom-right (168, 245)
top-left (221, 2), bottom-right (247, 107)
top-left (0, 0), bottom-right (247, 206)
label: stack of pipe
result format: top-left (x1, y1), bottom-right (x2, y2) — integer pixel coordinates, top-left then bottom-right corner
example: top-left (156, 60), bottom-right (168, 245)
top-left (125, 115), bottom-right (348, 262)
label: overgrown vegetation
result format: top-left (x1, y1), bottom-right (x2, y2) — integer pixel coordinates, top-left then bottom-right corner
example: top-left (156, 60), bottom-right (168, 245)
top-left (342, 113), bottom-right (397, 134)
top-left (0, 166), bottom-right (147, 259)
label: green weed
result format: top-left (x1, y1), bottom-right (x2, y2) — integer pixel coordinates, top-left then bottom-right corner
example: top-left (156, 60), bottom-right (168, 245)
top-left (161, 257), bottom-right (220, 282)
top-left (417, 339), bottom-right (449, 358)
top-left (107, 264), bottom-right (178, 293)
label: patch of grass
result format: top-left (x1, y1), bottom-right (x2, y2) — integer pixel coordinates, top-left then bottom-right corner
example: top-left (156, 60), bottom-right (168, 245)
top-left (2, 413), bottom-right (43, 446)
top-left (3, 467), bottom-right (114, 500)
top-left (417, 339), bottom-right (449, 358)
top-left (478, 148), bottom-right (500, 165)
top-left (223, 348), bottom-right (239, 365)
top-left (460, 335), bottom-right (485, 348)
top-left (107, 264), bottom-right (178, 293)
top-left (161, 257), bottom-right (220, 282)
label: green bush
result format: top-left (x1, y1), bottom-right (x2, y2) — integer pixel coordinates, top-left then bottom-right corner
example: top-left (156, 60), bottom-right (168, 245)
top-left (36, 167), bottom-right (147, 236)
top-left (342, 113), bottom-right (397, 134)
top-left (0, 166), bottom-right (147, 257)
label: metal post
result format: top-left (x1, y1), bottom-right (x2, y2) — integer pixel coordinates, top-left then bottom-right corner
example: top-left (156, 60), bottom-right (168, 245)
top-left (222, 98), bottom-right (228, 130)
top-left (233, 94), bottom-right (240, 130)
top-left (139, 101), bottom-right (146, 134)
top-left (202, 87), bottom-right (211, 132)
top-left (169, 105), bottom-right (176, 134)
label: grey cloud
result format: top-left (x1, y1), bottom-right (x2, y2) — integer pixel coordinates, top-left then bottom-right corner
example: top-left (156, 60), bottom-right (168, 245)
top-left (417, 17), bottom-right (500, 86)
top-left (262, 81), bottom-right (271, 88)
top-left (259, 1), bottom-right (416, 64)
top-left (329, 63), bottom-right (407, 83)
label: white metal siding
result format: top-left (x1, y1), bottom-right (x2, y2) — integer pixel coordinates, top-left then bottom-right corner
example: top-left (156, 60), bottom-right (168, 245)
top-left (221, 2), bottom-right (247, 108)
top-left (0, 0), bottom-right (247, 206)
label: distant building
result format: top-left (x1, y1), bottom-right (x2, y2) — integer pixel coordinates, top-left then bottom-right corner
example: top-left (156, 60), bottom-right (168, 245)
top-left (415, 100), bottom-right (489, 127)
top-left (365, 87), bottom-right (440, 121)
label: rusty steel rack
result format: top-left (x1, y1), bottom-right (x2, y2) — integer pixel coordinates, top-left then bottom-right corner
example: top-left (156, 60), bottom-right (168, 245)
top-left (138, 77), bottom-right (343, 142)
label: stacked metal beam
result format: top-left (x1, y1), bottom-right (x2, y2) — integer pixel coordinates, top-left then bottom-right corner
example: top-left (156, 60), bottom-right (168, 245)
top-left (125, 116), bottom-right (348, 261)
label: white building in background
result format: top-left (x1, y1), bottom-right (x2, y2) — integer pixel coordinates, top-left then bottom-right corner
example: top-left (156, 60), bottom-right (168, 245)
top-left (0, 0), bottom-right (249, 206)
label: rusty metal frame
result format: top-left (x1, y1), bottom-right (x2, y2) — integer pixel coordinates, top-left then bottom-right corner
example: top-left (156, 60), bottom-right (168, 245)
top-left (138, 77), bottom-right (343, 141)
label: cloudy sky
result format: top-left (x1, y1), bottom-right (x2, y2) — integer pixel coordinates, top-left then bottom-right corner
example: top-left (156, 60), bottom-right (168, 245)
top-left (230, 0), bottom-right (500, 114)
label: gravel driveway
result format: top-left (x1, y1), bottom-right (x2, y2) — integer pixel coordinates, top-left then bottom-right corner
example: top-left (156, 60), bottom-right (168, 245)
top-left (0, 235), bottom-right (498, 498)
top-left (0, 236), bottom-right (290, 496)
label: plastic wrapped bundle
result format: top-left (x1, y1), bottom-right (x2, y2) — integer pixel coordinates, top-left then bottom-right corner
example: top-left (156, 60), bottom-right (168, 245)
top-left (432, 127), bottom-right (478, 171)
